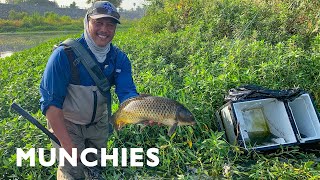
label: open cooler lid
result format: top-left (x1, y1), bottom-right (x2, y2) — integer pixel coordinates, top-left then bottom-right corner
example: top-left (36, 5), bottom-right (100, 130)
top-left (225, 85), bottom-right (304, 102)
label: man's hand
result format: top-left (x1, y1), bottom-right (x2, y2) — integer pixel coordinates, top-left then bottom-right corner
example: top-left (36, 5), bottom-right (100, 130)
top-left (46, 106), bottom-right (79, 159)
top-left (61, 142), bottom-right (80, 161)
top-left (61, 142), bottom-right (77, 156)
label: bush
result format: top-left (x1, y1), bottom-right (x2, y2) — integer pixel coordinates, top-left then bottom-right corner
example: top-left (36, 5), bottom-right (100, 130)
top-left (22, 12), bottom-right (44, 27)
top-left (0, 11), bottom-right (83, 32)
top-left (8, 10), bottom-right (28, 20)
top-left (141, 0), bottom-right (320, 47)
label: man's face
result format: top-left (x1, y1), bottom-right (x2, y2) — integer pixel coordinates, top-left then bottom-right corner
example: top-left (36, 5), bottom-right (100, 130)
top-left (88, 17), bottom-right (117, 47)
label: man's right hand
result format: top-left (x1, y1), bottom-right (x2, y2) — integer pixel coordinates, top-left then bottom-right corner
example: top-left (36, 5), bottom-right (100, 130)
top-left (61, 142), bottom-right (80, 161)
top-left (46, 106), bottom-right (78, 159)
top-left (61, 142), bottom-right (77, 156)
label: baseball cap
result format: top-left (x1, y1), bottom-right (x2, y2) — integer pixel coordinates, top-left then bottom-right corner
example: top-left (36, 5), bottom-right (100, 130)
top-left (87, 1), bottom-right (120, 24)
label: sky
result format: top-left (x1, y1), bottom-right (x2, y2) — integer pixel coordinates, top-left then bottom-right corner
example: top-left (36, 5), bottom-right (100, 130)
top-left (0, 0), bottom-right (146, 10)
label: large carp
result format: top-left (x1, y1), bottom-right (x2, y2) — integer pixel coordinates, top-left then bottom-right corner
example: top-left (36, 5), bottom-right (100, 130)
top-left (111, 95), bottom-right (196, 136)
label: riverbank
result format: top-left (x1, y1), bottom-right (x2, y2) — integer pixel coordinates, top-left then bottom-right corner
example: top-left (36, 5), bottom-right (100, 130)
top-left (0, 21), bottom-right (134, 58)
top-left (0, 3), bottom-right (85, 20)
top-left (0, 31), bottom-right (80, 35)
top-left (0, 31), bottom-right (80, 58)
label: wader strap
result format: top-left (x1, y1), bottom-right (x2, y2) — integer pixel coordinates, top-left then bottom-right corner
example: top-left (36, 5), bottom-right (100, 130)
top-left (61, 38), bottom-right (111, 97)
top-left (64, 47), bottom-right (81, 85)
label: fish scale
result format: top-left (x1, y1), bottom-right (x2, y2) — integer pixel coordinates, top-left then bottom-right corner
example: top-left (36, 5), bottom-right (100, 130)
top-left (111, 95), bottom-right (196, 136)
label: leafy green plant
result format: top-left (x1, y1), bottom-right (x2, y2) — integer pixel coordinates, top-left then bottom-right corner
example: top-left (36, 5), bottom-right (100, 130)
top-left (1, 0), bottom-right (320, 179)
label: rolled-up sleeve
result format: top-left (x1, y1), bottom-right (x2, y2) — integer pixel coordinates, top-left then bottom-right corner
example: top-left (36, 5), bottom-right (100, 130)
top-left (40, 47), bottom-right (70, 115)
top-left (114, 53), bottom-right (138, 103)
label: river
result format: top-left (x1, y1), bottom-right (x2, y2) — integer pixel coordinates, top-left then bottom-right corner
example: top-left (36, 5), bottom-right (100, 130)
top-left (0, 31), bottom-right (80, 58)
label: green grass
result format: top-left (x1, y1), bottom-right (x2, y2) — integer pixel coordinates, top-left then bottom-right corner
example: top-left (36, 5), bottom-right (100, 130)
top-left (0, 0), bottom-right (320, 179)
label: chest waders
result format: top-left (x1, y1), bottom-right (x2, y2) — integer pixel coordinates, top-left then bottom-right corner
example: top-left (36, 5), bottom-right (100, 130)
top-left (61, 38), bottom-right (118, 128)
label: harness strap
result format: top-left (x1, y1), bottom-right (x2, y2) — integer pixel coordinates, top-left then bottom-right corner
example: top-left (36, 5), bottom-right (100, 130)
top-left (61, 38), bottom-right (111, 97)
top-left (64, 47), bottom-right (80, 85)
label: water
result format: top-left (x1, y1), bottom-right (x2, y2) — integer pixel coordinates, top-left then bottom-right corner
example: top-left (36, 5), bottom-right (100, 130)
top-left (0, 51), bottom-right (13, 58)
top-left (0, 31), bottom-right (79, 58)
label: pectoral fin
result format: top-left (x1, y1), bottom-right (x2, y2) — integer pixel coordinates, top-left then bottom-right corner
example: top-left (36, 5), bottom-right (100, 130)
top-left (139, 124), bottom-right (148, 133)
top-left (138, 119), bottom-right (152, 133)
top-left (168, 122), bottom-right (178, 136)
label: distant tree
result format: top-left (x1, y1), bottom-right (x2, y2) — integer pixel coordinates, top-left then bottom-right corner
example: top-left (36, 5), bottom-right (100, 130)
top-left (27, 0), bottom-right (58, 6)
top-left (5, 0), bottom-right (23, 4)
top-left (86, 0), bottom-right (122, 8)
top-left (70, 1), bottom-right (78, 9)
top-left (5, 0), bottom-right (58, 6)
top-left (118, 7), bottom-right (124, 13)
top-left (120, 5), bottom-right (146, 19)
top-left (8, 10), bottom-right (28, 20)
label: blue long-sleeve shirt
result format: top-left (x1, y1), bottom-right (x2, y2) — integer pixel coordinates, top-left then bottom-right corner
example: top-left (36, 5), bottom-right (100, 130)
top-left (40, 35), bottom-right (138, 124)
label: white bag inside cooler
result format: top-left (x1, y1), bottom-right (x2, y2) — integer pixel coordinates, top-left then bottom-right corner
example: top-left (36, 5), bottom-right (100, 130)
top-left (288, 94), bottom-right (320, 143)
top-left (233, 98), bottom-right (297, 149)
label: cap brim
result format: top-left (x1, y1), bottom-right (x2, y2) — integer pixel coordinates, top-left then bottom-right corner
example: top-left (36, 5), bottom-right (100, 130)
top-left (89, 14), bottom-right (120, 24)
